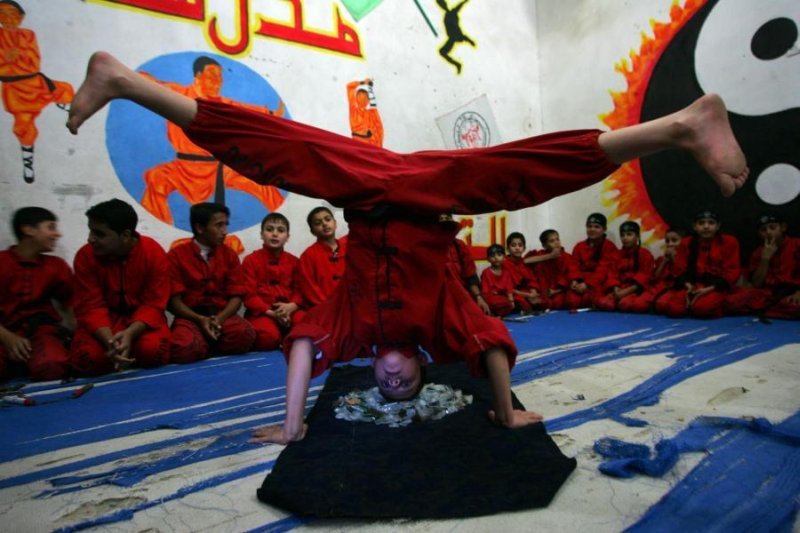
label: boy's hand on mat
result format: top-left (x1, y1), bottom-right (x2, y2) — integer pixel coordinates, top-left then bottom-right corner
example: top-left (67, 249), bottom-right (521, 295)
top-left (250, 423), bottom-right (308, 445)
top-left (487, 409), bottom-right (544, 428)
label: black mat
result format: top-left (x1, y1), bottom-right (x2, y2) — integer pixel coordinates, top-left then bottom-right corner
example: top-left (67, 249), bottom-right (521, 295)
top-left (257, 363), bottom-right (577, 519)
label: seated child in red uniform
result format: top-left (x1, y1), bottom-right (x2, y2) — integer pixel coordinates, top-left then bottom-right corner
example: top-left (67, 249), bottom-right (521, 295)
top-left (724, 213), bottom-right (799, 319)
top-left (242, 213), bottom-right (306, 350)
top-left (654, 210), bottom-right (741, 319)
top-left (524, 229), bottom-right (574, 310)
top-left (0, 207), bottom-right (73, 381)
top-left (481, 244), bottom-right (518, 317)
top-left (595, 221), bottom-right (654, 313)
top-left (67, 51), bottom-right (748, 443)
top-left (505, 232), bottom-right (544, 312)
top-left (70, 199), bottom-right (171, 375)
top-left (298, 207), bottom-right (347, 308)
top-left (567, 213), bottom-right (619, 310)
top-left (441, 214), bottom-right (491, 315)
top-left (168, 203), bottom-right (255, 362)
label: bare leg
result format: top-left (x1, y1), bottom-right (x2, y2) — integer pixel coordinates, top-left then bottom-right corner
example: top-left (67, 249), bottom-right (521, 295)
top-left (67, 51), bottom-right (197, 134)
top-left (598, 94), bottom-right (748, 197)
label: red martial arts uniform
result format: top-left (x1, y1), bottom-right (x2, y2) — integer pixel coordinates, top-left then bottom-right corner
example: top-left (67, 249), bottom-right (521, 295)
top-left (524, 249), bottom-right (574, 310)
top-left (446, 238), bottom-right (477, 285)
top-left (654, 234), bottom-right (741, 319)
top-left (595, 246), bottom-right (655, 313)
top-left (481, 266), bottom-right (518, 317)
top-left (70, 236), bottom-right (171, 375)
top-left (181, 99), bottom-right (619, 378)
top-left (568, 238), bottom-right (619, 309)
top-left (168, 242), bottom-right (255, 362)
top-left (0, 248), bottom-right (72, 381)
top-left (505, 255), bottom-right (542, 312)
top-left (724, 237), bottom-right (800, 319)
top-left (241, 247), bottom-right (306, 350)
top-left (298, 237), bottom-right (347, 308)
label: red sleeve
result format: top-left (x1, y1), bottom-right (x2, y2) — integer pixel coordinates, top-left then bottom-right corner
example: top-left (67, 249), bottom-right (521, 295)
top-left (287, 254), bottom-right (304, 306)
top-left (629, 248), bottom-right (655, 287)
top-left (299, 244), bottom-right (327, 306)
top-left (167, 246), bottom-right (188, 297)
top-left (131, 239), bottom-right (170, 328)
top-left (241, 251), bottom-right (270, 316)
top-left (49, 256), bottom-right (75, 308)
top-left (73, 245), bottom-right (112, 332)
top-left (222, 247), bottom-right (246, 298)
top-left (455, 239), bottom-right (477, 280)
top-left (719, 235), bottom-right (741, 287)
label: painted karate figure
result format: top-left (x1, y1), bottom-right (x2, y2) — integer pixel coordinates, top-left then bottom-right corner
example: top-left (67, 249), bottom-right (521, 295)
top-left (67, 51), bottom-right (748, 444)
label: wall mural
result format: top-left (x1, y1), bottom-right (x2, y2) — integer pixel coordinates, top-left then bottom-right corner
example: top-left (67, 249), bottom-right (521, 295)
top-left (105, 52), bottom-right (288, 247)
top-left (0, 0), bottom-right (73, 184)
top-left (347, 78), bottom-right (383, 147)
top-left (436, 0), bottom-right (475, 75)
top-left (602, 0), bottom-right (799, 262)
top-left (93, 0), bottom-right (363, 58)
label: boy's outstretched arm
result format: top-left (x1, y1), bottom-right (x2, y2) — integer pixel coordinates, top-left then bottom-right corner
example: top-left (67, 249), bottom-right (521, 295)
top-left (250, 337), bottom-right (314, 444)
top-left (485, 347), bottom-right (544, 428)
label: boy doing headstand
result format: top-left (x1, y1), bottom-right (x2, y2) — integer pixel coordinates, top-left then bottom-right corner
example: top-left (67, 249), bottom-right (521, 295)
top-left (67, 51), bottom-right (748, 442)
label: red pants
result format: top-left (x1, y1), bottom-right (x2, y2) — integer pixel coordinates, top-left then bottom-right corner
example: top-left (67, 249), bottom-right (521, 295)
top-left (595, 285), bottom-right (651, 313)
top-left (725, 287), bottom-right (800, 319)
top-left (0, 324), bottom-right (69, 381)
top-left (69, 317), bottom-right (170, 376)
top-left (654, 285), bottom-right (726, 319)
top-left (541, 291), bottom-right (568, 310)
top-left (170, 315), bottom-right (256, 363)
top-left (248, 310), bottom-right (307, 352)
top-left (565, 288), bottom-right (601, 310)
top-left (485, 294), bottom-right (515, 317)
top-left (184, 100), bottom-right (619, 216)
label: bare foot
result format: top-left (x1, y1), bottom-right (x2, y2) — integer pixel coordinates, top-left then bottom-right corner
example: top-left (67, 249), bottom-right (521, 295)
top-left (67, 51), bottom-right (132, 135)
top-left (675, 94), bottom-right (748, 197)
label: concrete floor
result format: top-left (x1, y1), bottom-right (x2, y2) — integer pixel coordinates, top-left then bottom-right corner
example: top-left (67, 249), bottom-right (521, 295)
top-left (1, 312), bottom-right (798, 532)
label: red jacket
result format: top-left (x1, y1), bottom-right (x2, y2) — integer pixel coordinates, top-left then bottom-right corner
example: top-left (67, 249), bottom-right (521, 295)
top-left (481, 266), bottom-right (515, 297)
top-left (446, 238), bottom-right (478, 286)
top-left (525, 248), bottom-right (574, 292)
top-left (675, 234), bottom-right (741, 289)
top-left (571, 238), bottom-right (619, 288)
top-left (241, 248), bottom-right (302, 316)
top-left (747, 236), bottom-right (800, 290)
top-left (168, 241), bottom-right (246, 312)
top-left (73, 236), bottom-right (169, 332)
top-left (0, 247), bottom-right (73, 330)
top-left (299, 237), bottom-right (347, 306)
top-left (606, 246), bottom-right (654, 290)
top-left (505, 255), bottom-right (539, 291)
top-left (650, 254), bottom-right (683, 291)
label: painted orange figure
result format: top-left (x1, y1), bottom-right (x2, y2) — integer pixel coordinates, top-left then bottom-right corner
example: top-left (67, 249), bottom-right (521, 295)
top-left (0, 0), bottom-right (74, 183)
top-left (140, 56), bottom-right (285, 225)
top-left (347, 79), bottom-right (383, 147)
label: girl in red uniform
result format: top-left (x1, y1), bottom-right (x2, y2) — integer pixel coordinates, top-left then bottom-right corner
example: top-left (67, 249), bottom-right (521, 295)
top-left (480, 244), bottom-right (519, 316)
top-left (724, 214), bottom-right (799, 319)
top-left (505, 232), bottom-right (544, 312)
top-left (567, 213), bottom-right (619, 310)
top-left (524, 229), bottom-right (574, 310)
top-left (595, 221), bottom-right (654, 312)
top-left (654, 211), bottom-right (741, 318)
top-left (67, 51), bottom-right (748, 443)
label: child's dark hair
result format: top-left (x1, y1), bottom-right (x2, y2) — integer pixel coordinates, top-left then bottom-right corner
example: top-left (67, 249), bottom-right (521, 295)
top-left (665, 227), bottom-right (685, 238)
top-left (86, 199), bottom-right (138, 234)
top-left (306, 206), bottom-right (333, 229)
top-left (190, 202), bottom-right (229, 237)
top-left (506, 231), bottom-right (526, 248)
top-left (261, 212), bottom-right (290, 231)
top-left (0, 1), bottom-right (25, 15)
top-left (487, 244), bottom-right (505, 258)
top-left (539, 229), bottom-right (558, 247)
top-left (12, 206), bottom-right (57, 241)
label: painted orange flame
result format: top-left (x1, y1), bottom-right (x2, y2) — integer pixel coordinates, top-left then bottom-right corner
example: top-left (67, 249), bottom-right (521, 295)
top-left (600, 0), bottom-right (707, 243)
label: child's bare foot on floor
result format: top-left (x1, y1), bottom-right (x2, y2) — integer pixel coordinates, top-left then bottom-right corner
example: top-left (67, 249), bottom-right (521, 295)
top-left (67, 52), bottom-right (132, 135)
top-left (676, 93), bottom-right (749, 197)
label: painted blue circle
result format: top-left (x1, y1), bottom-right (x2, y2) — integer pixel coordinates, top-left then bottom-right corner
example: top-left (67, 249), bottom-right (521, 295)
top-left (106, 52), bottom-right (290, 232)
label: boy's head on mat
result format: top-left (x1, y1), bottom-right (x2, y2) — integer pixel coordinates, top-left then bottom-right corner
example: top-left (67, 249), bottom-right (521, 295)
top-left (372, 344), bottom-right (428, 401)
